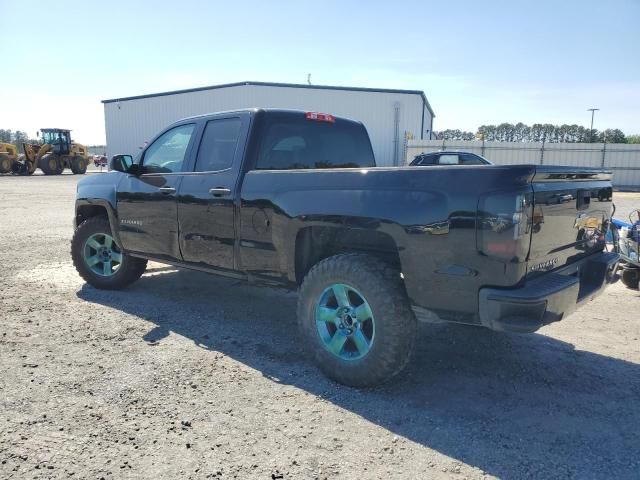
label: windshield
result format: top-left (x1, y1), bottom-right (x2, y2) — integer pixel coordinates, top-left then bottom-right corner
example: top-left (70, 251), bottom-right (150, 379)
top-left (42, 130), bottom-right (67, 145)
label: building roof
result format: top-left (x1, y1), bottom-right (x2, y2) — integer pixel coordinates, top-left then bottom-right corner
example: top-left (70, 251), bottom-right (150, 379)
top-left (101, 80), bottom-right (435, 117)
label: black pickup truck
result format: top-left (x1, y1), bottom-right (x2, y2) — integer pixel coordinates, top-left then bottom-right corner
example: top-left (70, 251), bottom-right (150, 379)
top-left (72, 109), bottom-right (618, 387)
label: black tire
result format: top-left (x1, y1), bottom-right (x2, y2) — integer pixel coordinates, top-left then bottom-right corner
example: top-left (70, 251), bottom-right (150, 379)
top-left (621, 267), bottom-right (640, 290)
top-left (11, 161), bottom-right (25, 174)
top-left (39, 154), bottom-right (63, 175)
top-left (11, 155), bottom-right (27, 175)
top-left (297, 253), bottom-right (416, 387)
top-left (23, 160), bottom-right (35, 175)
top-left (0, 155), bottom-right (11, 174)
top-left (71, 216), bottom-right (147, 290)
top-left (71, 156), bottom-right (87, 174)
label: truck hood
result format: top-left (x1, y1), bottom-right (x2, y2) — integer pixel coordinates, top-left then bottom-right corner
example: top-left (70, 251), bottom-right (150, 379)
top-left (76, 171), bottom-right (123, 206)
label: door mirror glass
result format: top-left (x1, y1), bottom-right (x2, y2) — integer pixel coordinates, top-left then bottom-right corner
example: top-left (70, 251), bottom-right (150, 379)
top-left (110, 154), bottom-right (134, 173)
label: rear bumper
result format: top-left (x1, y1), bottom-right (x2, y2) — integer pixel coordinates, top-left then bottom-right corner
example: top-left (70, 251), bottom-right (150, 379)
top-left (478, 251), bottom-right (619, 333)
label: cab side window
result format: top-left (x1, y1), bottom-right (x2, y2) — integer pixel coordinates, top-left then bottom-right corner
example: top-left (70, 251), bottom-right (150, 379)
top-left (142, 124), bottom-right (195, 174)
top-left (438, 154), bottom-right (460, 165)
top-left (416, 154), bottom-right (436, 165)
top-left (460, 153), bottom-right (485, 165)
top-left (194, 118), bottom-right (242, 172)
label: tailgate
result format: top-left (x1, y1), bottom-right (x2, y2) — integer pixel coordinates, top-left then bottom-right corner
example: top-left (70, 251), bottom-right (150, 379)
top-left (527, 167), bottom-right (612, 277)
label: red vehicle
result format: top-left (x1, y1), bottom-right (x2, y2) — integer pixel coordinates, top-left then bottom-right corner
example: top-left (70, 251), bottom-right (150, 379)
top-left (93, 155), bottom-right (108, 167)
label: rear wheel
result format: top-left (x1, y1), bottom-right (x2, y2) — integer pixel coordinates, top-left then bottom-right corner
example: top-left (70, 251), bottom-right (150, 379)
top-left (0, 154), bottom-right (12, 174)
top-left (39, 154), bottom-right (63, 175)
top-left (71, 156), bottom-right (87, 174)
top-left (297, 253), bottom-right (416, 387)
top-left (71, 216), bottom-right (147, 290)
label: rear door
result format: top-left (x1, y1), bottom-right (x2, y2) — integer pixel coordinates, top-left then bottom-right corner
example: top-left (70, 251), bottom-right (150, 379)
top-left (177, 113), bottom-right (250, 270)
top-left (116, 123), bottom-right (197, 261)
top-left (238, 110), bottom-right (376, 280)
top-left (527, 167), bottom-right (613, 276)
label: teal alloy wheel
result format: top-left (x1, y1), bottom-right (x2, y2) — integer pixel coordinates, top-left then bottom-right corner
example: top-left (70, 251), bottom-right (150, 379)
top-left (83, 233), bottom-right (122, 277)
top-left (315, 283), bottom-right (375, 360)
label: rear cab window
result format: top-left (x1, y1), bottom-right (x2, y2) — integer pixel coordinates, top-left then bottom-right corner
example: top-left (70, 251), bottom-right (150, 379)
top-left (254, 112), bottom-right (376, 170)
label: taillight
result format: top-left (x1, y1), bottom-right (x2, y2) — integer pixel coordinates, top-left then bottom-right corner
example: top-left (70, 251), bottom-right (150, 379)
top-left (477, 191), bottom-right (532, 262)
top-left (305, 112), bottom-right (336, 123)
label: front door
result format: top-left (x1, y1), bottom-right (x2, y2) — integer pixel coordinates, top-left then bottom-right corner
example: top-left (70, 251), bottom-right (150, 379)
top-left (117, 123), bottom-right (197, 262)
top-left (177, 114), bottom-right (249, 270)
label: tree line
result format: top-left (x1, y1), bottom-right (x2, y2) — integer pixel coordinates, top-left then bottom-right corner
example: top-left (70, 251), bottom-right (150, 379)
top-left (434, 123), bottom-right (639, 144)
top-left (0, 129), bottom-right (38, 153)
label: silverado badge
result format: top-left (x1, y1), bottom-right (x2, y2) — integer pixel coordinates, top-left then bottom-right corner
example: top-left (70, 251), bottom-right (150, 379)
top-left (529, 257), bottom-right (559, 272)
top-left (120, 219), bottom-right (142, 226)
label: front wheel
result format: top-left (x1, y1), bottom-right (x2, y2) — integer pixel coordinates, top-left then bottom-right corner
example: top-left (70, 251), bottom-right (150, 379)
top-left (71, 216), bottom-right (147, 289)
top-left (39, 154), bottom-right (63, 175)
top-left (297, 253), bottom-right (416, 387)
top-left (71, 156), bottom-right (87, 174)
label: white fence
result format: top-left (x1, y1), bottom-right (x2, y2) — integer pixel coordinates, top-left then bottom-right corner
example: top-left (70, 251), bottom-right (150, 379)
top-left (87, 146), bottom-right (107, 156)
top-left (406, 140), bottom-right (640, 189)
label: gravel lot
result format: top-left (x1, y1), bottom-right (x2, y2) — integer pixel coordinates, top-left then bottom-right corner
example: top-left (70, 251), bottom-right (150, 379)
top-left (1, 173), bottom-right (639, 479)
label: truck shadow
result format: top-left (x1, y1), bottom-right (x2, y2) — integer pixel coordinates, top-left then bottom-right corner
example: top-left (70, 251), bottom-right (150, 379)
top-left (77, 265), bottom-right (640, 479)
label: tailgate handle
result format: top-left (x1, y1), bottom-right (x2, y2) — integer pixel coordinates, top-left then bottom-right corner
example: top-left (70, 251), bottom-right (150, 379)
top-left (576, 189), bottom-right (591, 210)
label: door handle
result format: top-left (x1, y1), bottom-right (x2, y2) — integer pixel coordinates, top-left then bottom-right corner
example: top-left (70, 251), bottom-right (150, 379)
top-left (209, 187), bottom-right (232, 197)
top-left (159, 187), bottom-right (176, 194)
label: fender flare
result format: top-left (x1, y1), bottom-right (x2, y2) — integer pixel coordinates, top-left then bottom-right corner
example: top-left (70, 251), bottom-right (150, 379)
top-left (75, 198), bottom-right (123, 249)
top-left (283, 217), bottom-right (409, 282)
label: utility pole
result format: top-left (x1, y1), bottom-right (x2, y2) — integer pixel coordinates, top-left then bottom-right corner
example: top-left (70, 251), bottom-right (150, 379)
top-left (587, 108), bottom-right (599, 143)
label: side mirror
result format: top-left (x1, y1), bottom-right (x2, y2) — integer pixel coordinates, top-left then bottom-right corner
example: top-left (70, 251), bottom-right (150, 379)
top-left (109, 154), bottom-right (135, 173)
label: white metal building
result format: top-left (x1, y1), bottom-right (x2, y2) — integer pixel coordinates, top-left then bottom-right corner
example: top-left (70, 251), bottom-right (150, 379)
top-left (102, 81), bottom-right (435, 166)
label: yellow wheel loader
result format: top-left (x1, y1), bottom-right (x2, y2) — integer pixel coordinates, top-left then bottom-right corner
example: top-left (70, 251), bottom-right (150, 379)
top-left (0, 143), bottom-right (18, 174)
top-left (15, 129), bottom-right (90, 175)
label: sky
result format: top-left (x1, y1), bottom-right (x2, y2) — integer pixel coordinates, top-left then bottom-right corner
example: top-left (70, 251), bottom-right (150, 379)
top-left (1, 0), bottom-right (638, 145)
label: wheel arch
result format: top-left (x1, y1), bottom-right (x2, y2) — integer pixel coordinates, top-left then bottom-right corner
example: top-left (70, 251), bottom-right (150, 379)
top-left (292, 223), bottom-right (406, 285)
top-left (75, 198), bottom-right (123, 248)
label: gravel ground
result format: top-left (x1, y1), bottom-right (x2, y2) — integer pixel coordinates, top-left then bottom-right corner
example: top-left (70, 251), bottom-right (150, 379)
top-left (1, 173), bottom-right (639, 480)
